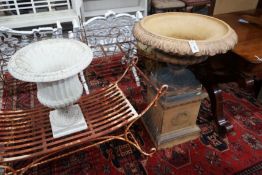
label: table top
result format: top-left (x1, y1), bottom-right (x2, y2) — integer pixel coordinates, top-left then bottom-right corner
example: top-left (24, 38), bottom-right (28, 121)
top-left (215, 9), bottom-right (262, 64)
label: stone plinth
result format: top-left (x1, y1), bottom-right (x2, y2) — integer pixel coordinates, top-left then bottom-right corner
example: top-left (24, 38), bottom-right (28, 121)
top-left (143, 88), bottom-right (207, 149)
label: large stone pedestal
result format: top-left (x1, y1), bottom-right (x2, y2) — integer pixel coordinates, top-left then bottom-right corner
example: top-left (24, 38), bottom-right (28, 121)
top-left (134, 12), bottom-right (237, 148)
top-left (143, 86), bottom-right (207, 149)
top-left (141, 64), bottom-right (208, 149)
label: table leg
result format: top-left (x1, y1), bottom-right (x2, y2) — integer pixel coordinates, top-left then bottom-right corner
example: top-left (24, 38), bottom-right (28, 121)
top-left (191, 63), bottom-right (233, 137)
top-left (203, 82), bottom-right (233, 137)
top-left (237, 74), bottom-right (255, 94)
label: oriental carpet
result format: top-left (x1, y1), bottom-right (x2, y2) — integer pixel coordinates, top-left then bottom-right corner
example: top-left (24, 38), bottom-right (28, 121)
top-left (24, 84), bottom-right (262, 175)
top-left (1, 55), bottom-right (261, 175)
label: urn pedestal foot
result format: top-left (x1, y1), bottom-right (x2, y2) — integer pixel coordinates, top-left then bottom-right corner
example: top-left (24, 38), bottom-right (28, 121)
top-left (155, 126), bottom-right (200, 149)
top-left (143, 87), bottom-right (208, 149)
top-left (49, 104), bottom-right (88, 138)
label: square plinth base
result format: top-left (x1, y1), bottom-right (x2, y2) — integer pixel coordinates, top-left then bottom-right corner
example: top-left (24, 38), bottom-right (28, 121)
top-left (49, 104), bottom-right (88, 138)
top-left (143, 89), bottom-right (208, 149)
top-left (143, 121), bottom-right (200, 149)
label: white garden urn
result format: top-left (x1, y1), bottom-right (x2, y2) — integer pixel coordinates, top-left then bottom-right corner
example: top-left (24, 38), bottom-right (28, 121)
top-left (8, 39), bottom-right (93, 138)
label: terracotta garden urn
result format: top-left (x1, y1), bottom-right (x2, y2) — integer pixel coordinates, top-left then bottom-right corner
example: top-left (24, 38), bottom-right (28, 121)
top-left (133, 12), bottom-right (237, 148)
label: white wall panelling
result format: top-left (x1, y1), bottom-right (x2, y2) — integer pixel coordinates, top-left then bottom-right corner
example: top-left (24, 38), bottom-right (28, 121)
top-left (80, 0), bottom-right (147, 18)
top-left (0, 0), bottom-right (82, 28)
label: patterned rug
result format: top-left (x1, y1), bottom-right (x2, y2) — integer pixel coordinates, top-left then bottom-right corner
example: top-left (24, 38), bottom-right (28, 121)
top-left (1, 55), bottom-right (262, 175)
top-left (26, 88), bottom-right (262, 175)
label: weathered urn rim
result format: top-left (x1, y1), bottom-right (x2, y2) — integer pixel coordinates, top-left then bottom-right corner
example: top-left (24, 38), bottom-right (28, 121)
top-left (8, 39), bottom-right (93, 82)
top-left (133, 12), bottom-right (238, 56)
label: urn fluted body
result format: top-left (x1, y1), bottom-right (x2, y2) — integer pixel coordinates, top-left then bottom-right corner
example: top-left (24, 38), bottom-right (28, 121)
top-left (8, 39), bottom-right (93, 138)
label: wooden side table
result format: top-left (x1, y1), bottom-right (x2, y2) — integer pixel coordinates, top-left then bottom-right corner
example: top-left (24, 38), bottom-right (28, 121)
top-left (191, 9), bottom-right (262, 136)
top-left (215, 9), bottom-right (262, 95)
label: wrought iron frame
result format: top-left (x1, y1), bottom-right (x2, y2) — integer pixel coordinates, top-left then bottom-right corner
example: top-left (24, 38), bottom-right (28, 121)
top-left (0, 61), bottom-right (167, 175)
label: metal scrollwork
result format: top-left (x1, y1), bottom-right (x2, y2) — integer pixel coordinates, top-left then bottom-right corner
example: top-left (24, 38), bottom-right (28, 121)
top-left (79, 11), bottom-right (143, 86)
top-left (0, 23), bottom-right (64, 109)
top-left (0, 23), bottom-right (62, 73)
top-left (82, 11), bottom-right (139, 54)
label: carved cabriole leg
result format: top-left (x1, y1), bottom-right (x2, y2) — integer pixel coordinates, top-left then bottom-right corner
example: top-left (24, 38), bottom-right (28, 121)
top-left (205, 83), bottom-right (233, 137)
top-left (190, 61), bottom-right (233, 137)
